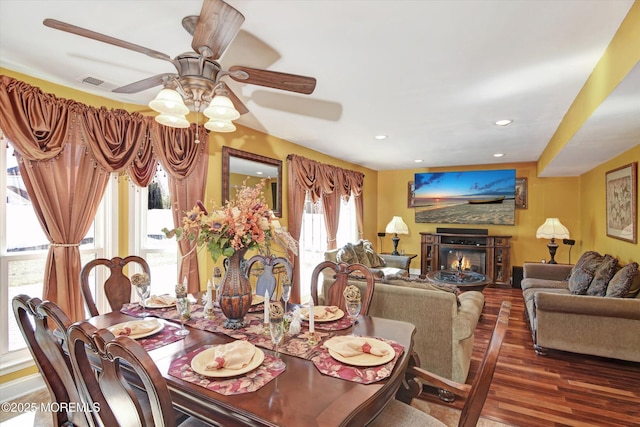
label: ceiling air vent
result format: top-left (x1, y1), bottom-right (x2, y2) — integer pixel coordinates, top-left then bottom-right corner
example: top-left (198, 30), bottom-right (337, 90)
top-left (82, 76), bottom-right (104, 86)
top-left (77, 74), bottom-right (119, 91)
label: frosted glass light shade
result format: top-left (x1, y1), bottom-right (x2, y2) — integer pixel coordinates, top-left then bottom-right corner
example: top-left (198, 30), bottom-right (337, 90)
top-left (149, 89), bottom-right (189, 115)
top-left (155, 113), bottom-right (190, 128)
top-left (385, 216), bottom-right (409, 234)
top-left (536, 218), bottom-right (570, 240)
top-left (204, 118), bottom-right (236, 133)
top-left (203, 95), bottom-right (240, 120)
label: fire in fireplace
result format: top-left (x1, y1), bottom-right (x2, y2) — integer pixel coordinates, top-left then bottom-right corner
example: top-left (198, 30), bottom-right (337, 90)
top-left (440, 248), bottom-right (486, 274)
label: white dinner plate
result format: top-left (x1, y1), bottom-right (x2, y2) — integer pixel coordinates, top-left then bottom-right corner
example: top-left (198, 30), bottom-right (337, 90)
top-left (108, 319), bottom-right (164, 340)
top-left (327, 338), bottom-right (395, 367)
top-left (191, 346), bottom-right (265, 378)
top-left (301, 306), bottom-right (345, 322)
top-left (141, 296), bottom-right (176, 308)
top-left (251, 294), bottom-right (265, 306)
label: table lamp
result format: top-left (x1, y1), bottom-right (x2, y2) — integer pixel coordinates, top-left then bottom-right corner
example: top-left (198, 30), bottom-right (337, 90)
top-left (385, 216), bottom-right (409, 255)
top-left (536, 218), bottom-right (570, 264)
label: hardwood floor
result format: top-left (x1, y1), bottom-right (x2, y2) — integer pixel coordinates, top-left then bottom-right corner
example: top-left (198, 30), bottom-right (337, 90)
top-left (417, 286), bottom-right (640, 427)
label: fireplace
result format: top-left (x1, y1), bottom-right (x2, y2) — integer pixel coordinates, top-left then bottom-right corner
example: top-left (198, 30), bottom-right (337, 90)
top-left (440, 248), bottom-right (486, 274)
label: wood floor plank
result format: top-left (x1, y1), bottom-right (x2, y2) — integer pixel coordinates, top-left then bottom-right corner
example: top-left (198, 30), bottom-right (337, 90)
top-left (416, 286), bottom-right (640, 427)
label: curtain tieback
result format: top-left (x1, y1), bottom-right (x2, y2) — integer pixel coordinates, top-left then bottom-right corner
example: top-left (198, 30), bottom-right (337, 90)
top-left (50, 243), bottom-right (81, 247)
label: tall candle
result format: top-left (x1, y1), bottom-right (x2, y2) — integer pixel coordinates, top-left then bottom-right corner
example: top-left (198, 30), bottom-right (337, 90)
top-left (309, 299), bottom-right (315, 333)
top-left (264, 290), bottom-right (270, 324)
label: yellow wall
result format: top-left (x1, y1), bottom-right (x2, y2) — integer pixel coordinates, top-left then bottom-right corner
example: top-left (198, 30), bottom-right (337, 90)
top-left (580, 144), bottom-right (640, 264)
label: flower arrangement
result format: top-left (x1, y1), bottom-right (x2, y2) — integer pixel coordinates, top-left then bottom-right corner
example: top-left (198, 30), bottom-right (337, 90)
top-left (163, 180), bottom-right (297, 262)
top-left (130, 273), bottom-right (150, 287)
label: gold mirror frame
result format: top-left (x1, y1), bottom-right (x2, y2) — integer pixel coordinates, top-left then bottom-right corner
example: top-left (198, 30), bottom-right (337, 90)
top-left (222, 147), bottom-right (283, 217)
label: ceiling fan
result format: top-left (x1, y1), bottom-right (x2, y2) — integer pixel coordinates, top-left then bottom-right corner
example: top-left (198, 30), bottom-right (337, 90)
top-left (43, 0), bottom-right (317, 132)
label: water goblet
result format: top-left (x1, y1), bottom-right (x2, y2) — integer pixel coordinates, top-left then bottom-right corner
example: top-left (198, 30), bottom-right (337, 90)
top-left (135, 282), bottom-right (150, 316)
top-left (345, 298), bottom-right (361, 336)
top-left (269, 318), bottom-right (286, 370)
top-left (281, 282), bottom-right (292, 314)
top-left (175, 297), bottom-right (190, 336)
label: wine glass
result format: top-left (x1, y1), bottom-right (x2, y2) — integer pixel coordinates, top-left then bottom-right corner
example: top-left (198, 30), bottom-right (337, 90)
top-left (345, 298), bottom-right (361, 336)
top-left (135, 282), bottom-right (150, 316)
top-left (281, 282), bottom-right (291, 314)
top-left (269, 318), bottom-right (286, 370)
top-left (175, 297), bottom-right (190, 336)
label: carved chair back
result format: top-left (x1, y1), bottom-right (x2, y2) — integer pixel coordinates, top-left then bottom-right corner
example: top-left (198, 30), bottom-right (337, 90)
top-left (309, 261), bottom-right (375, 315)
top-left (246, 254), bottom-right (293, 300)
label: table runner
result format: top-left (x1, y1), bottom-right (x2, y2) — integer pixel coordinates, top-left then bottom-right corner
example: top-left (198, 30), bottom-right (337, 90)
top-left (137, 323), bottom-right (185, 351)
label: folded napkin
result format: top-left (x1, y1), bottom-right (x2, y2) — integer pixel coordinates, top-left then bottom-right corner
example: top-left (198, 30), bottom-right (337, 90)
top-left (111, 319), bottom-right (159, 337)
top-left (205, 341), bottom-right (256, 371)
top-left (324, 336), bottom-right (390, 358)
top-left (308, 305), bottom-right (340, 320)
top-left (147, 295), bottom-right (175, 306)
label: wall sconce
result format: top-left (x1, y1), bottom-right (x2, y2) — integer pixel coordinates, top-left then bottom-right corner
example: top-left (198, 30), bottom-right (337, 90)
top-left (385, 216), bottom-right (409, 256)
top-left (536, 218), bottom-right (570, 264)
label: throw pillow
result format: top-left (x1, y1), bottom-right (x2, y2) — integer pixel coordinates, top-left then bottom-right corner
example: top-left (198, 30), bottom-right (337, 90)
top-left (567, 267), bottom-right (594, 295)
top-left (353, 240), bottom-right (371, 267)
top-left (605, 262), bottom-right (639, 298)
top-left (336, 243), bottom-right (357, 264)
top-left (567, 251), bottom-right (602, 280)
top-left (586, 255), bottom-right (618, 296)
top-left (363, 240), bottom-right (386, 268)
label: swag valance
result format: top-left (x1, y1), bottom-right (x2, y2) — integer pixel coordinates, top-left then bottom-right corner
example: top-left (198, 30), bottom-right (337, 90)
top-left (0, 76), bottom-right (207, 320)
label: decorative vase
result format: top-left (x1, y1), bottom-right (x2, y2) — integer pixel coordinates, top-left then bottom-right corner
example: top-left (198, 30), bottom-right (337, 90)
top-left (219, 247), bottom-right (252, 329)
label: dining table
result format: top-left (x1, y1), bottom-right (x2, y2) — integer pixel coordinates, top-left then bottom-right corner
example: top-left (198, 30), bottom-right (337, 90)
top-left (87, 298), bottom-right (416, 427)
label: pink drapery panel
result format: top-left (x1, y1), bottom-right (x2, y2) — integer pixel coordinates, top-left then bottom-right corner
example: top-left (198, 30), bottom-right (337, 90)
top-left (287, 155), bottom-right (365, 302)
top-left (151, 123), bottom-right (209, 293)
top-left (0, 76), bottom-right (207, 319)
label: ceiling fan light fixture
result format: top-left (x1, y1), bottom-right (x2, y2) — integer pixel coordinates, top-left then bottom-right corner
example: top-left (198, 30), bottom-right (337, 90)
top-left (155, 113), bottom-right (190, 128)
top-left (203, 94), bottom-right (240, 121)
top-left (149, 88), bottom-right (189, 115)
top-left (205, 118), bottom-right (236, 133)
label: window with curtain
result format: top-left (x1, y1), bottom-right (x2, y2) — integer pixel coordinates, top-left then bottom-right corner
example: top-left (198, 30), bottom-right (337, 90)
top-left (298, 192), bottom-right (357, 301)
top-left (0, 141), bottom-right (109, 371)
top-left (130, 165), bottom-right (178, 297)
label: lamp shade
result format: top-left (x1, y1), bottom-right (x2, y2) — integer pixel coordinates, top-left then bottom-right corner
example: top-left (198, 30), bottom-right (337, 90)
top-left (148, 88), bottom-right (189, 115)
top-left (385, 216), bottom-right (409, 235)
top-left (536, 218), bottom-right (570, 240)
top-left (154, 113), bottom-right (190, 129)
top-left (204, 118), bottom-right (236, 133)
top-left (203, 95), bottom-right (240, 121)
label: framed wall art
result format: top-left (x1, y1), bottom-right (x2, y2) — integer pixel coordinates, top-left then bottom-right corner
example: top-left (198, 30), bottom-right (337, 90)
top-left (515, 178), bottom-right (528, 209)
top-left (606, 162), bottom-right (637, 244)
top-left (407, 181), bottom-right (415, 208)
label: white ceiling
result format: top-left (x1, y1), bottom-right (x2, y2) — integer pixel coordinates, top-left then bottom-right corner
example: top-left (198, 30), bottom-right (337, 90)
top-left (1, 0), bottom-right (638, 176)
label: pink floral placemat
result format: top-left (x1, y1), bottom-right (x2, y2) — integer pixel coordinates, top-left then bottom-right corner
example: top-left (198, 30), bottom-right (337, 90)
top-left (137, 324), bottom-right (185, 351)
top-left (311, 337), bottom-right (404, 384)
top-left (168, 345), bottom-right (284, 395)
top-left (302, 315), bottom-right (353, 331)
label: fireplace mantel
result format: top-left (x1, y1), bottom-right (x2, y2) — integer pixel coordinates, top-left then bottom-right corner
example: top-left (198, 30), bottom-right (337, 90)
top-left (420, 231), bottom-right (512, 285)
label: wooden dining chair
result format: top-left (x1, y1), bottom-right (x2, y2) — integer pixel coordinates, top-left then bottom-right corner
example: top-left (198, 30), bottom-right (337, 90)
top-left (80, 255), bottom-right (151, 317)
top-left (246, 254), bottom-right (293, 300)
top-left (12, 295), bottom-right (89, 427)
top-left (66, 320), bottom-right (210, 427)
top-left (370, 301), bottom-right (512, 427)
top-left (310, 261), bottom-right (375, 315)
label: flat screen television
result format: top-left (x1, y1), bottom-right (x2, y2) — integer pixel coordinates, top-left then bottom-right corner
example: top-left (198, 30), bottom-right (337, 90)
top-left (414, 169), bottom-right (516, 225)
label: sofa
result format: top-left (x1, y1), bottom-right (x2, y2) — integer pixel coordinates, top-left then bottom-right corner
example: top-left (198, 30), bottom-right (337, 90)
top-left (522, 251), bottom-right (640, 362)
top-left (325, 240), bottom-right (411, 278)
top-left (319, 250), bottom-right (485, 383)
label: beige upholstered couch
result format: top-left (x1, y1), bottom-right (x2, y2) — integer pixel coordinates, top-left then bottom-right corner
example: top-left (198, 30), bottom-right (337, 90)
top-left (319, 253), bottom-right (485, 382)
top-left (325, 240), bottom-right (411, 278)
top-left (522, 252), bottom-right (640, 362)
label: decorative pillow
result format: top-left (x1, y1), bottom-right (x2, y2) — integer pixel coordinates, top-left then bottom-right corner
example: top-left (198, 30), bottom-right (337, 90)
top-left (336, 243), bottom-right (357, 264)
top-left (363, 240), bottom-right (386, 268)
top-left (567, 267), bottom-right (594, 295)
top-left (352, 240), bottom-right (371, 267)
top-left (586, 255), bottom-right (618, 296)
top-left (567, 251), bottom-right (602, 280)
top-left (605, 262), bottom-right (639, 298)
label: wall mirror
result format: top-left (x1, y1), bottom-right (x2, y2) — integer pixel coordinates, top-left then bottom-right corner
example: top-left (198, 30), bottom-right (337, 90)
top-left (222, 147), bottom-right (283, 217)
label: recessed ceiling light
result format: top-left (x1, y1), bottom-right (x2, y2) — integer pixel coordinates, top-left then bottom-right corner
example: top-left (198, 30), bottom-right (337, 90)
top-left (493, 153), bottom-right (505, 158)
top-left (374, 135), bottom-right (388, 140)
top-left (256, 171), bottom-right (264, 175)
top-left (495, 119), bottom-right (513, 126)
top-left (414, 159), bottom-right (423, 163)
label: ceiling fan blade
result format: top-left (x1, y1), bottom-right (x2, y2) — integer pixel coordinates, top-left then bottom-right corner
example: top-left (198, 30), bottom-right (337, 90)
top-left (113, 74), bottom-right (172, 94)
top-left (228, 66), bottom-right (316, 95)
top-left (191, 0), bottom-right (245, 59)
top-left (225, 87), bottom-right (249, 115)
top-left (43, 18), bottom-right (176, 65)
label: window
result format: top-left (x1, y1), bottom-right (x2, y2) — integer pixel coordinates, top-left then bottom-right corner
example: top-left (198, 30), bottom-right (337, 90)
top-left (0, 141), bottom-right (109, 372)
top-left (129, 166), bottom-right (178, 297)
top-left (298, 193), bottom-right (357, 301)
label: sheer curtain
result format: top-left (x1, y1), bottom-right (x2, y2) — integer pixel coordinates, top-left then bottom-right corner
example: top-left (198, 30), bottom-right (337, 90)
top-left (0, 76), bottom-right (207, 320)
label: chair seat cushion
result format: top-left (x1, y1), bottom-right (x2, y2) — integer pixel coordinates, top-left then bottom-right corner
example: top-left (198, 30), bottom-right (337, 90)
top-left (369, 399), bottom-right (445, 427)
